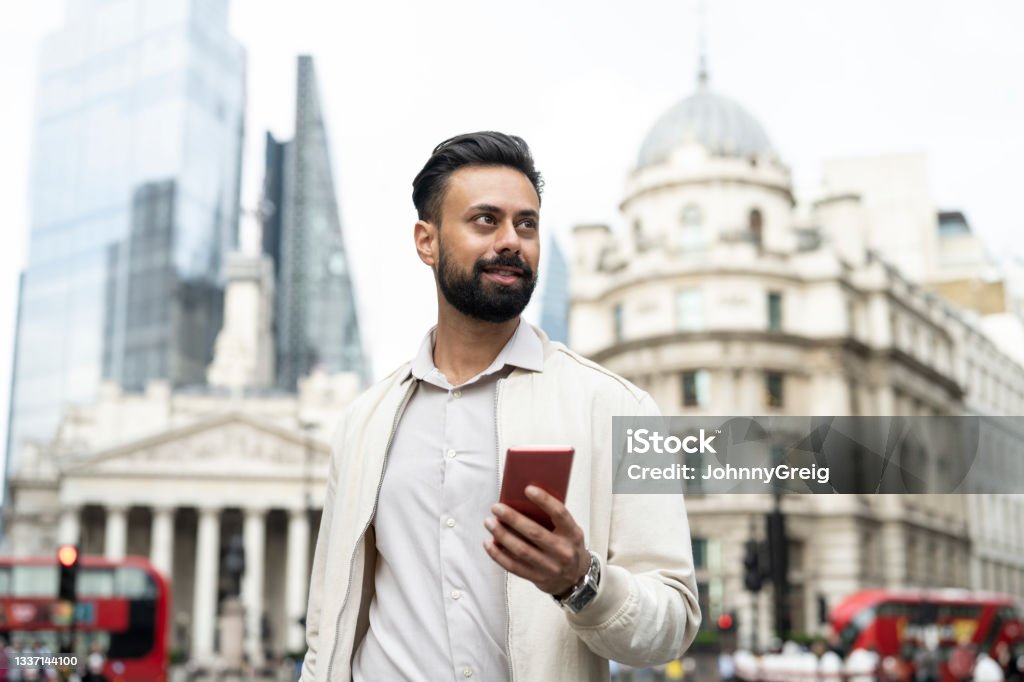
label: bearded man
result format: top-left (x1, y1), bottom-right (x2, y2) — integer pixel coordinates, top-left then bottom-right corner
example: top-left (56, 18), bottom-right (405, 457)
top-left (301, 131), bottom-right (700, 682)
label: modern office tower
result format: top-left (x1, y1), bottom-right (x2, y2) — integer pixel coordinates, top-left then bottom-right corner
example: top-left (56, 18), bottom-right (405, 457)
top-left (262, 56), bottom-right (366, 390)
top-left (5, 0), bottom-right (245, 482)
top-left (539, 236), bottom-right (570, 344)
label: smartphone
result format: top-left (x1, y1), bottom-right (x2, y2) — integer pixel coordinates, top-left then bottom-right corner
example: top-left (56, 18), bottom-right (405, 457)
top-left (498, 446), bottom-right (574, 531)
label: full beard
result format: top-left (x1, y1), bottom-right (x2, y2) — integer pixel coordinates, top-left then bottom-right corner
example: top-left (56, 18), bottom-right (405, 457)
top-left (437, 244), bottom-right (537, 323)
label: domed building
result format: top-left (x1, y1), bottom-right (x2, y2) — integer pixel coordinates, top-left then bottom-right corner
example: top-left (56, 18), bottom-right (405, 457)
top-left (570, 73), bottom-right (1024, 648)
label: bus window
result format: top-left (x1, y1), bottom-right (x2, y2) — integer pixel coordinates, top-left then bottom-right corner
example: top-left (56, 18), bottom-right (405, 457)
top-left (910, 602), bottom-right (939, 624)
top-left (877, 602), bottom-right (910, 618)
top-left (8, 629), bottom-right (62, 654)
top-left (840, 607), bottom-right (875, 651)
top-left (115, 567), bottom-right (156, 599)
top-left (12, 566), bottom-right (57, 597)
top-left (76, 631), bottom-right (112, 657)
top-left (79, 568), bottom-right (115, 597)
top-left (0, 567), bottom-right (10, 595)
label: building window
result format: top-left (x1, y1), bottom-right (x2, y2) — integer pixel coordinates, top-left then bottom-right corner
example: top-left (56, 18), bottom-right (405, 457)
top-left (632, 218), bottom-right (644, 251)
top-left (749, 208), bottom-right (763, 247)
top-left (682, 370), bottom-right (711, 407)
top-left (692, 537), bottom-right (708, 569)
top-left (686, 449), bottom-right (704, 494)
top-left (696, 580), bottom-right (710, 629)
top-left (765, 372), bottom-right (784, 408)
top-left (675, 288), bottom-right (704, 331)
top-left (613, 303), bottom-right (624, 342)
top-left (677, 204), bottom-right (705, 251)
top-left (767, 291), bottom-right (783, 331)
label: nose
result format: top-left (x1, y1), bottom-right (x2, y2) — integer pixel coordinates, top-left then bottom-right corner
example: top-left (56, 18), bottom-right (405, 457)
top-left (492, 217), bottom-right (522, 255)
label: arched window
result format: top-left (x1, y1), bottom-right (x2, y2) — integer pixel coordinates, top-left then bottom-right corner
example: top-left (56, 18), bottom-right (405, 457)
top-left (677, 204), bottom-right (705, 251)
top-left (749, 208), bottom-right (763, 248)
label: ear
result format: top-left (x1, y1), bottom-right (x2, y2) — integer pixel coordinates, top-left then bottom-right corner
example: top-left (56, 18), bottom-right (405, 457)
top-left (414, 219), bottom-right (438, 267)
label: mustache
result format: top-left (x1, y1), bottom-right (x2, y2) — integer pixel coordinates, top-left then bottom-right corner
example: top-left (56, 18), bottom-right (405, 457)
top-left (472, 253), bottom-right (535, 280)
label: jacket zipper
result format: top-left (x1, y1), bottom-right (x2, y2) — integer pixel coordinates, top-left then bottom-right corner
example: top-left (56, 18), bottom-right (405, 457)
top-left (496, 377), bottom-right (515, 682)
top-left (324, 379), bottom-right (417, 681)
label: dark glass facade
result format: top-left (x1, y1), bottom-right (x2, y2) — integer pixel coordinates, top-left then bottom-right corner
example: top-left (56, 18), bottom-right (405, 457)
top-left (263, 56), bottom-right (366, 389)
top-left (6, 0), bottom-right (245, 479)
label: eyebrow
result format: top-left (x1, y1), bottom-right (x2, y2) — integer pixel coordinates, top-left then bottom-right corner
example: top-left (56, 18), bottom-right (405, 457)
top-left (467, 203), bottom-right (539, 219)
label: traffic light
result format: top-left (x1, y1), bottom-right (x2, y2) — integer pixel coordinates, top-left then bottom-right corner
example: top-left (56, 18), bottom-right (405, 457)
top-left (57, 544), bottom-right (79, 602)
top-left (743, 539), bottom-right (763, 592)
top-left (717, 611), bottom-right (736, 633)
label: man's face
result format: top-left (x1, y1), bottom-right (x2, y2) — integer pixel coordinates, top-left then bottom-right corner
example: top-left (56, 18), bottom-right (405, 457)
top-left (428, 165), bottom-right (540, 323)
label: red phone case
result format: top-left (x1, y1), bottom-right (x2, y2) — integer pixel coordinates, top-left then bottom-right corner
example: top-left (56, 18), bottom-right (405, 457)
top-left (499, 446), bottom-right (574, 531)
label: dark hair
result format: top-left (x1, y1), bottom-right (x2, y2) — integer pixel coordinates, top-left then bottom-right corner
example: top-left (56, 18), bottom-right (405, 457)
top-left (412, 131), bottom-right (544, 225)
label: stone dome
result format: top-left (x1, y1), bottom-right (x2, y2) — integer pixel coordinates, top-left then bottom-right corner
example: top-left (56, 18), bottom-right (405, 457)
top-left (637, 89), bottom-right (775, 168)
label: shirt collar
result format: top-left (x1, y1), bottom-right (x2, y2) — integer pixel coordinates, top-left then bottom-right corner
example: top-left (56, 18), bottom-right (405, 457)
top-left (408, 319), bottom-right (544, 384)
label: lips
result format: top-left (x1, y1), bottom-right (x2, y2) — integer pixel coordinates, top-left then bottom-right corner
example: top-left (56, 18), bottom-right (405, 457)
top-left (483, 266), bottom-right (523, 285)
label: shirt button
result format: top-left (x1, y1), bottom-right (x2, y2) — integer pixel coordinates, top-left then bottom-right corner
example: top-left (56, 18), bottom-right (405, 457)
top-left (446, 518), bottom-right (456, 528)
top-left (447, 449), bottom-right (456, 459)
top-left (451, 590), bottom-right (461, 600)
top-left (453, 390), bottom-right (463, 398)
top-left (462, 668), bottom-right (473, 678)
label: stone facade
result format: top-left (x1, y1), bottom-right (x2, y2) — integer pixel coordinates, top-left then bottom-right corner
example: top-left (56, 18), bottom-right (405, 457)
top-left (570, 82), bottom-right (1024, 648)
top-left (4, 241), bottom-right (360, 664)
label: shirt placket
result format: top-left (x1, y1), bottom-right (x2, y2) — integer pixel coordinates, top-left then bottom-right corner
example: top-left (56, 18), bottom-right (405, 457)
top-left (439, 380), bottom-right (478, 680)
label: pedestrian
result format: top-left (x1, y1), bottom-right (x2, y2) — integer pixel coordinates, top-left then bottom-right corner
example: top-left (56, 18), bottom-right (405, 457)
top-left (974, 652), bottom-right (1006, 682)
top-left (82, 641), bottom-right (107, 682)
top-left (299, 131), bottom-right (701, 681)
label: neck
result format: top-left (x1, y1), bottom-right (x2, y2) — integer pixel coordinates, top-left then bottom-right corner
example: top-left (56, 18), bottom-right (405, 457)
top-left (432, 301), bottom-right (520, 386)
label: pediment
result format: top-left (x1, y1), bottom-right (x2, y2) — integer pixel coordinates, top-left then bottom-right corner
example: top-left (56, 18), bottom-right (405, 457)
top-left (62, 412), bottom-right (329, 480)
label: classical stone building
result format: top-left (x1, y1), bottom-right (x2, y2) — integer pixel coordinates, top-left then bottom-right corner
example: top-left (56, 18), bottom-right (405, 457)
top-left (570, 73), bottom-right (1024, 647)
top-left (4, 232), bottom-right (360, 665)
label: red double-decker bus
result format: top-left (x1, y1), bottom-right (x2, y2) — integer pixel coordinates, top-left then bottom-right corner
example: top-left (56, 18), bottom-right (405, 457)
top-left (0, 555), bottom-right (169, 682)
top-left (830, 589), bottom-right (1023, 679)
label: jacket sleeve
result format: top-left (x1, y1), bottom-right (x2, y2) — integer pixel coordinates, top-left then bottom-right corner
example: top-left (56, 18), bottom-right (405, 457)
top-left (565, 392), bottom-right (702, 667)
top-left (300, 415), bottom-right (345, 681)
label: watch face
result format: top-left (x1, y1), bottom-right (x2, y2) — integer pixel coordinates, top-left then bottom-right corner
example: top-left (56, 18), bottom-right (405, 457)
top-left (565, 583), bottom-right (598, 614)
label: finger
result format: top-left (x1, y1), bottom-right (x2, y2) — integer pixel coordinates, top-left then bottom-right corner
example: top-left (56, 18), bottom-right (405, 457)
top-left (484, 517), bottom-right (560, 575)
top-left (524, 486), bottom-right (577, 533)
top-left (482, 538), bottom-right (542, 582)
top-left (490, 503), bottom-right (558, 552)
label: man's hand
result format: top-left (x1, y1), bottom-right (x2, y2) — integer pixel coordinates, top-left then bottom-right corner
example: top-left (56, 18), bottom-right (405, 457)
top-left (482, 485), bottom-right (590, 597)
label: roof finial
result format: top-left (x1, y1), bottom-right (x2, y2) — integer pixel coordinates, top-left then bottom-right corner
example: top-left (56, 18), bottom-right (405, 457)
top-left (697, 0), bottom-right (709, 90)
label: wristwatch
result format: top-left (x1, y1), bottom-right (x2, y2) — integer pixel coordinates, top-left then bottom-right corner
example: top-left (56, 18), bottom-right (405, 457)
top-left (553, 550), bottom-right (601, 614)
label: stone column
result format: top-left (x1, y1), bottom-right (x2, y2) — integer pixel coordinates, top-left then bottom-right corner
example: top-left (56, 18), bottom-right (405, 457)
top-left (242, 507), bottom-right (267, 666)
top-left (150, 506), bottom-right (175, 578)
top-left (192, 507), bottom-right (221, 662)
top-left (744, 369), bottom-right (765, 412)
top-left (58, 506), bottom-right (80, 546)
top-left (285, 508), bottom-right (310, 652)
top-left (104, 505), bottom-right (128, 560)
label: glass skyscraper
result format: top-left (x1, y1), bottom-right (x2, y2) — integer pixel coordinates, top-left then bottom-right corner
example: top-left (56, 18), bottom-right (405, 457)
top-left (262, 56), bottom-right (366, 389)
top-left (540, 236), bottom-right (571, 345)
top-left (6, 0), bottom-right (245, 480)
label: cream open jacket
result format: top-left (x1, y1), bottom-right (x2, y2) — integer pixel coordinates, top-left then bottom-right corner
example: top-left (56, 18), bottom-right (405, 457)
top-left (300, 325), bottom-right (701, 682)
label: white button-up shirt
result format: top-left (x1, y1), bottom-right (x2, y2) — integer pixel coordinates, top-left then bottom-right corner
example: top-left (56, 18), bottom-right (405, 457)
top-left (353, 320), bottom-right (544, 682)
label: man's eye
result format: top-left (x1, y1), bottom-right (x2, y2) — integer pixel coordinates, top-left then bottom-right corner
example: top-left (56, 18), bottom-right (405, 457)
top-left (518, 220), bottom-right (537, 229)
top-left (475, 215), bottom-right (497, 224)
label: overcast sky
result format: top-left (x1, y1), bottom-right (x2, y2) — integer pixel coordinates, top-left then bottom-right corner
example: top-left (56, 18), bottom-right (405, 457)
top-left (2, 0), bottom-right (1023, 455)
